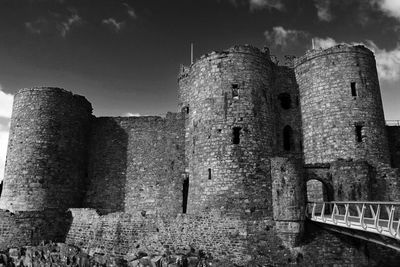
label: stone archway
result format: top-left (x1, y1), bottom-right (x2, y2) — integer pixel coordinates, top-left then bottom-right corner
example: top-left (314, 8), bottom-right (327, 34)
top-left (306, 179), bottom-right (329, 202)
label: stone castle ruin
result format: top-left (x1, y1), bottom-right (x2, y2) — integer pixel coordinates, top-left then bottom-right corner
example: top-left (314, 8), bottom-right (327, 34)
top-left (0, 44), bottom-right (399, 265)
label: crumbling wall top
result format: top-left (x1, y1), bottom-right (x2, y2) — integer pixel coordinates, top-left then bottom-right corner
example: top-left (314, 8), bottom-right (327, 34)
top-left (16, 86), bottom-right (93, 113)
top-left (294, 44), bottom-right (374, 67)
top-left (178, 44), bottom-right (272, 80)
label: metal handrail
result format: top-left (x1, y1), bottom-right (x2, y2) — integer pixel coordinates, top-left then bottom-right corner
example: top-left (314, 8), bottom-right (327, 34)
top-left (386, 120), bottom-right (400, 126)
top-left (306, 202), bottom-right (400, 240)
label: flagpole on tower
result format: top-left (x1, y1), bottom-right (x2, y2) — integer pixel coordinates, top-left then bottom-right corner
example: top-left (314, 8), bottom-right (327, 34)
top-left (191, 43), bottom-right (194, 64)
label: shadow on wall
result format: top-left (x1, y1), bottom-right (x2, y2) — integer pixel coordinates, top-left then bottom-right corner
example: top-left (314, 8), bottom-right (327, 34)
top-left (306, 179), bottom-right (330, 202)
top-left (84, 118), bottom-right (128, 214)
top-left (305, 174), bottom-right (334, 203)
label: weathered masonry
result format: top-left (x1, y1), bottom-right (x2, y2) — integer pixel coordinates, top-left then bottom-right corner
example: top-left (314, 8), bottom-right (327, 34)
top-left (0, 44), bottom-right (399, 266)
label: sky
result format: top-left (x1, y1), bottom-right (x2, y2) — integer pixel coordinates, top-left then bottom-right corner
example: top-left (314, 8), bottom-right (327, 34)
top-left (0, 0), bottom-right (399, 181)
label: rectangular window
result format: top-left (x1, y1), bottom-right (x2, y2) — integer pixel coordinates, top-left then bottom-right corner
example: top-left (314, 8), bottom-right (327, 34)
top-left (232, 84), bottom-right (239, 99)
top-left (182, 176), bottom-right (189, 214)
top-left (355, 125), bottom-right (363, 142)
top-left (232, 127), bottom-right (241, 144)
top-left (208, 168), bottom-right (212, 180)
top-left (351, 82), bottom-right (357, 97)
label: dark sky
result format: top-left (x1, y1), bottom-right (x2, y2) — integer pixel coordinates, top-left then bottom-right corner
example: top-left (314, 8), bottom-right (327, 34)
top-left (0, 0), bottom-right (398, 117)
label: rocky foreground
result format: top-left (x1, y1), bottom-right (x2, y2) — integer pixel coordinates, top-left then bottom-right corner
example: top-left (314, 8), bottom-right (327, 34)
top-left (0, 242), bottom-right (226, 267)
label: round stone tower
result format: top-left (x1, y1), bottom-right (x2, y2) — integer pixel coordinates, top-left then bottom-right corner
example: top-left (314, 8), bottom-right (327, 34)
top-left (0, 87), bottom-right (92, 212)
top-left (294, 44), bottom-right (390, 165)
top-left (178, 45), bottom-right (275, 216)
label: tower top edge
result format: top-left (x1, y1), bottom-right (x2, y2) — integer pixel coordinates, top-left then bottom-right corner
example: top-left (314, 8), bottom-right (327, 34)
top-left (294, 43), bottom-right (374, 67)
top-left (16, 87), bottom-right (93, 110)
top-left (178, 44), bottom-right (271, 79)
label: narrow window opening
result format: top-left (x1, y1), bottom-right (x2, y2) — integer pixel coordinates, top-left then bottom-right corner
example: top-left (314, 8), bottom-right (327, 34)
top-left (351, 82), bottom-right (357, 97)
top-left (182, 176), bottom-right (189, 214)
top-left (278, 93), bottom-right (291, 109)
top-left (232, 127), bottom-right (242, 144)
top-left (232, 84), bottom-right (239, 99)
top-left (208, 168), bottom-right (212, 180)
top-left (283, 125), bottom-right (293, 151)
top-left (181, 105), bottom-right (189, 114)
top-left (0, 181), bottom-right (3, 197)
top-left (355, 125), bottom-right (363, 142)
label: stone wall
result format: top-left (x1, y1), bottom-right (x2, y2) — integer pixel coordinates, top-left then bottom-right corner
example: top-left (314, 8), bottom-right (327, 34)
top-left (330, 159), bottom-right (373, 201)
top-left (306, 180), bottom-right (328, 202)
top-left (295, 45), bottom-right (390, 166)
top-left (273, 64), bottom-right (303, 156)
top-left (65, 208), bottom-right (381, 266)
top-left (0, 209), bottom-right (71, 251)
top-left (84, 112), bottom-right (186, 215)
top-left (0, 87), bottom-right (92, 212)
top-left (66, 209), bottom-right (250, 266)
top-left (178, 45), bottom-right (274, 216)
top-left (271, 157), bottom-right (305, 247)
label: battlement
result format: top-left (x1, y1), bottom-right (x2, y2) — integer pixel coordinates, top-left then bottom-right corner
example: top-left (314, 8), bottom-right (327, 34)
top-left (15, 86), bottom-right (93, 113)
top-left (178, 44), bottom-right (271, 81)
top-left (294, 43), bottom-right (374, 67)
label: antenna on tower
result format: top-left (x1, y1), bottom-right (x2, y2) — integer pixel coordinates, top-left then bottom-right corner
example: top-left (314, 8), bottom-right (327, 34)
top-left (190, 43), bottom-right (194, 64)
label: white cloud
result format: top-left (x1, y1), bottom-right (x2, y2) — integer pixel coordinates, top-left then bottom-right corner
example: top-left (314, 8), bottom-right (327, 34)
top-left (123, 3), bottom-right (137, 19)
top-left (0, 88), bottom-right (13, 119)
top-left (0, 130), bottom-right (9, 182)
top-left (366, 41), bottom-right (400, 81)
top-left (372, 0), bottom-right (400, 20)
top-left (25, 18), bottom-right (47, 35)
top-left (58, 11), bottom-right (82, 38)
top-left (314, 0), bottom-right (333, 21)
top-left (102, 18), bottom-right (125, 32)
top-left (124, 112), bottom-right (141, 117)
top-left (313, 37), bottom-right (338, 49)
top-left (25, 10), bottom-right (82, 38)
top-left (264, 26), bottom-right (308, 49)
top-left (249, 0), bottom-right (284, 11)
top-left (0, 86), bottom-right (12, 182)
top-left (222, 0), bottom-right (284, 11)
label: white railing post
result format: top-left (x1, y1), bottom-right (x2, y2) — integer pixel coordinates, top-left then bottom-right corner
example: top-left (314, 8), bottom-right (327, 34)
top-left (360, 204), bottom-right (367, 230)
top-left (331, 203), bottom-right (338, 224)
top-left (388, 205), bottom-right (396, 237)
top-left (312, 202), bottom-right (316, 219)
top-left (345, 203), bottom-right (351, 227)
top-left (374, 204), bottom-right (383, 233)
top-left (321, 203), bottom-right (326, 222)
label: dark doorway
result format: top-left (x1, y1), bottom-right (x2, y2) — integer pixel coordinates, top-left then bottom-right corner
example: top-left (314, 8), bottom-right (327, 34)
top-left (182, 176), bottom-right (189, 214)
